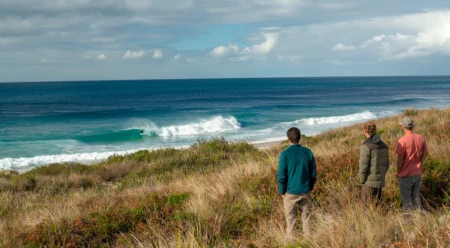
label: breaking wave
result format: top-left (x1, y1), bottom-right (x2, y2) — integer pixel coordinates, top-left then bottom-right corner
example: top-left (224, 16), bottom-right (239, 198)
top-left (286, 111), bottom-right (378, 126)
top-left (159, 115), bottom-right (241, 137)
top-left (0, 150), bottom-right (137, 172)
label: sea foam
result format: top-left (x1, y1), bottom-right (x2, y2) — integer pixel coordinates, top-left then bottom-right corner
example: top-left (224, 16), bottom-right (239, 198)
top-left (160, 115), bottom-right (241, 137)
top-left (0, 150), bottom-right (137, 172)
top-left (296, 111), bottom-right (377, 125)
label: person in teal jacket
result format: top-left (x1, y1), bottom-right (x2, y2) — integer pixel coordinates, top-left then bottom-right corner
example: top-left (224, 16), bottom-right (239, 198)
top-left (278, 127), bottom-right (317, 241)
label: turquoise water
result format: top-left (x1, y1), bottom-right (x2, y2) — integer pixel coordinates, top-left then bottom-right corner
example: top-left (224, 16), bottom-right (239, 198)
top-left (1, 76), bottom-right (449, 171)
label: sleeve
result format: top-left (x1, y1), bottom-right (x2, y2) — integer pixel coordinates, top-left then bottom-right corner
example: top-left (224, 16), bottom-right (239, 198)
top-left (277, 153), bottom-right (288, 195)
top-left (395, 140), bottom-right (404, 155)
top-left (422, 138), bottom-right (428, 152)
top-left (309, 150), bottom-right (317, 191)
top-left (359, 145), bottom-right (370, 184)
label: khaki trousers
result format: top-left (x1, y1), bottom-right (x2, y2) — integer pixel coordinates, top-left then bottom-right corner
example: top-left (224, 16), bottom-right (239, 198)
top-left (283, 192), bottom-right (311, 239)
top-left (361, 184), bottom-right (382, 203)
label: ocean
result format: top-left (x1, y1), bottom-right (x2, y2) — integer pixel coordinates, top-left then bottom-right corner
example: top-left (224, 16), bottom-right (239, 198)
top-left (1, 76), bottom-right (449, 172)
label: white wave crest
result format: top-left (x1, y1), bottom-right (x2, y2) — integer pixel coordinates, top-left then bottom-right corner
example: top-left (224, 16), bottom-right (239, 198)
top-left (0, 150), bottom-right (137, 172)
top-left (378, 110), bottom-right (400, 117)
top-left (160, 115), bottom-right (241, 137)
top-left (296, 111), bottom-right (377, 125)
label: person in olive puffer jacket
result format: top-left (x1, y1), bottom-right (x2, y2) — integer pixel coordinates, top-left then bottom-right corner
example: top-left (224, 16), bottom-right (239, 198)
top-left (359, 121), bottom-right (389, 203)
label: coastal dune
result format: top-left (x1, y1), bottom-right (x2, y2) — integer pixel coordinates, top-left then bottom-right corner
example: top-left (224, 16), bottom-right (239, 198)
top-left (0, 108), bottom-right (449, 247)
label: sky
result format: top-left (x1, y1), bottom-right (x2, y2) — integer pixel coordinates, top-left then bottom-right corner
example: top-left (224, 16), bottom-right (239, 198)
top-left (1, 0), bottom-right (450, 82)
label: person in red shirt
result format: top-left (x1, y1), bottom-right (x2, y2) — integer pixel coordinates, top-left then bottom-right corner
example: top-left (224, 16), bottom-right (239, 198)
top-left (396, 117), bottom-right (428, 210)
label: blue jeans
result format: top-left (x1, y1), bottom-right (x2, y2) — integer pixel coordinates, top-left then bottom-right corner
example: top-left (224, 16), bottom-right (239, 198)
top-left (398, 174), bottom-right (421, 210)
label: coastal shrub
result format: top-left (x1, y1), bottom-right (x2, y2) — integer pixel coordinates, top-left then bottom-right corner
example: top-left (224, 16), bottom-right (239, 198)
top-left (167, 193), bottom-right (190, 207)
top-left (13, 175), bottom-right (37, 191)
top-left (20, 192), bottom-right (191, 247)
top-left (97, 161), bottom-right (142, 182)
top-left (194, 138), bottom-right (230, 152)
top-left (237, 175), bottom-right (279, 221)
top-left (403, 108), bottom-right (419, 116)
top-left (0, 170), bottom-right (18, 179)
top-left (25, 162), bottom-right (97, 177)
top-left (208, 193), bottom-right (257, 239)
top-left (314, 151), bottom-right (360, 204)
top-left (0, 177), bottom-right (13, 192)
top-left (117, 168), bottom-right (153, 189)
top-left (421, 158), bottom-right (450, 207)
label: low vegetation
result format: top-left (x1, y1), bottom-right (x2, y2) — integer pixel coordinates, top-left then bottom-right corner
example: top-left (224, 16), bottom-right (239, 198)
top-left (0, 108), bottom-right (449, 247)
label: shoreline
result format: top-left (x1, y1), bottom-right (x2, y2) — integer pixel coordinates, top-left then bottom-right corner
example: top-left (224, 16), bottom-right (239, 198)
top-left (252, 140), bottom-right (284, 149)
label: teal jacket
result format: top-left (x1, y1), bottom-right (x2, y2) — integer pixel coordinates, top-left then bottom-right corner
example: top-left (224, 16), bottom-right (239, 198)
top-left (278, 144), bottom-right (317, 195)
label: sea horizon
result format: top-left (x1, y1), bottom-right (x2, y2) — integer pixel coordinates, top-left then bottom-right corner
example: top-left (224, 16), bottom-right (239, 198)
top-left (2, 74), bottom-right (450, 84)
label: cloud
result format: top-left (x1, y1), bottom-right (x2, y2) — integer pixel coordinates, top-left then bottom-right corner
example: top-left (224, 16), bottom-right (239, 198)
top-left (248, 33), bottom-right (278, 55)
top-left (208, 44), bottom-right (239, 58)
top-left (271, 9), bottom-right (450, 65)
top-left (172, 54), bottom-right (181, 60)
top-left (208, 31), bottom-right (278, 61)
top-left (96, 53), bottom-right (108, 60)
top-left (359, 25), bottom-right (450, 60)
top-left (152, 49), bottom-right (163, 59)
top-left (123, 50), bottom-right (145, 59)
top-left (331, 43), bottom-right (355, 51)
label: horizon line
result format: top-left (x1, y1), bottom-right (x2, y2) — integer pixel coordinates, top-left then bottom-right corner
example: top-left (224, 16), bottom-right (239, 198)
top-left (1, 74), bottom-right (450, 84)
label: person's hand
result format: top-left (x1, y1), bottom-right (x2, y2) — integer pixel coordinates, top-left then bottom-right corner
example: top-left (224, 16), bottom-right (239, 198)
top-left (281, 194), bottom-right (285, 199)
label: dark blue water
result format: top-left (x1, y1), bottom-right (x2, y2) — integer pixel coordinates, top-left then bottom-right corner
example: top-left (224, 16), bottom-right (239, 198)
top-left (1, 76), bottom-right (449, 171)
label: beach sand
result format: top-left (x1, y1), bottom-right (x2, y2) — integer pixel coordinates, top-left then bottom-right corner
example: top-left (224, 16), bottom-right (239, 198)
top-left (252, 140), bottom-right (284, 149)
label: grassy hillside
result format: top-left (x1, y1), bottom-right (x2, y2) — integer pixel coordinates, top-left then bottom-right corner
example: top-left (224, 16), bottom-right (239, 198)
top-left (0, 108), bottom-right (449, 247)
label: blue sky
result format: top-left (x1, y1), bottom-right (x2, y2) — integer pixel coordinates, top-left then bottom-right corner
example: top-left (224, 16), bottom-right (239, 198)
top-left (1, 0), bottom-right (450, 82)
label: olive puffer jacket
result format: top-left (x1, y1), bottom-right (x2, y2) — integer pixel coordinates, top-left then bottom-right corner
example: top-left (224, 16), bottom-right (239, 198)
top-left (359, 134), bottom-right (389, 188)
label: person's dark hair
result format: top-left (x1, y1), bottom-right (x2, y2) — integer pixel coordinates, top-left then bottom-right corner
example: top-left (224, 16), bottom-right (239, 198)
top-left (287, 127), bottom-right (301, 143)
top-left (364, 121), bottom-right (377, 136)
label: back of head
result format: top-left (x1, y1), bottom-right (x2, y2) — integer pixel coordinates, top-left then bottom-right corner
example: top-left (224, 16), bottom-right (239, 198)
top-left (401, 117), bottom-right (414, 130)
top-left (287, 127), bottom-right (301, 143)
top-left (364, 121), bottom-right (377, 136)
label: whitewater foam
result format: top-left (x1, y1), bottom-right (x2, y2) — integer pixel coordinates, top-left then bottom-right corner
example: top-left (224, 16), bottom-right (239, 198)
top-left (293, 111), bottom-right (377, 125)
top-left (160, 115), bottom-right (241, 137)
top-left (0, 150), bottom-right (138, 172)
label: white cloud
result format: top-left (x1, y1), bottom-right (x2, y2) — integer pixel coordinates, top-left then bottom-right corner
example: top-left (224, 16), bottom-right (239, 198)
top-left (248, 33), bottom-right (278, 55)
top-left (331, 43), bottom-right (355, 51)
top-left (123, 50), bottom-right (145, 59)
top-left (359, 24), bottom-right (450, 60)
top-left (271, 9), bottom-right (450, 64)
top-left (172, 54), bottom-right (181, 60)
top-left (152, 49), bottom-right (163, 59)
top-left (208, 31), bottom-right (279, 61)
top-left (96, 53), bottom-right (108, 60)
top-left (208, 44), bottom-right (239, 58)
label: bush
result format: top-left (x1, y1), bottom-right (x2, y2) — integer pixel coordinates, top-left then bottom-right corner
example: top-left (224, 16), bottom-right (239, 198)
top-left (403, 108), bottom-right (419, 116)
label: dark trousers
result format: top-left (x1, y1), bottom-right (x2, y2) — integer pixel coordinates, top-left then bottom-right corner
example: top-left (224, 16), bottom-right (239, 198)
top-left (361, 184), bottom-right (382, 203)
